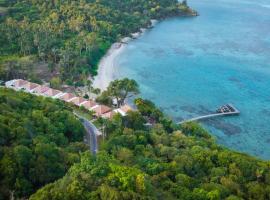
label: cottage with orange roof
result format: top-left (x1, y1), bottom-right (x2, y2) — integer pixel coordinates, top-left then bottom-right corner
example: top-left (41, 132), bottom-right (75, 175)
top-left (14, 79), bottom-right (28, 88)
top-left (22, 82), bottom-right (40, 92)
top-left (32, 85), bottom-right (50, 94)
top-left (120, 105), bottom-right (133, 113)
top-left (80, 100), bottom-right (97, 110)
top-left (114, 104), bottom-right (133, 116)
top-left (59, 93), bottom-right (76, 102)
top-left (4, 79), bottom-right (123, 121)
top-left (69, 97), bottom-right (87, 106)
top-left (42, 88), bottom-right (62, 98)
top-left (101, 110), bottom-right (118, 119)
top-left (5, 79), bottom-right (17, 88)
top-left (5, 79), bottom-right (28, 90)
top-left (91, 105), bottom-right (111, 117)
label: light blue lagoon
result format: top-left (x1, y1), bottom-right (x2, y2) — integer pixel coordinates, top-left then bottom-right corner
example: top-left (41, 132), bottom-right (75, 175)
top-left (113, 0), bottom-right (270, 159)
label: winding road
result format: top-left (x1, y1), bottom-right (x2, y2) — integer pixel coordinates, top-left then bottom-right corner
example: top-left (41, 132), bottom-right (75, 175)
top-left (73, 112), bottom-right (101, 155)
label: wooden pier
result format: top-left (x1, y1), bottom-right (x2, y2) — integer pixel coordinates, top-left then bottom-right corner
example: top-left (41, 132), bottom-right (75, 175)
top-left (178, 104), bottom-right (240, 124)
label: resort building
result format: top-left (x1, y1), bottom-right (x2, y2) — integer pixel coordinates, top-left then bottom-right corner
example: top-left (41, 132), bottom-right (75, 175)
top-left (114, 104), bottom-right (133, 116)
top-left (14, 79), bottom-right (29, 89)
top-left (21, 82), bottom-right (40, 93)
top-left (5, 79), bottom-right (28, 90)
top-left (42, 88), bottom-right (62, 98)
top-left (80, 100), bottom-right (97, 110)
top-left (59, 93), bottom-right (76, 102)
top-left (4, 79), bottom-right (134, 120)
top-left (69, 97), bottom-right (88, 106)
top-left (102, 110), bottom-right (117, 119)
top-left (91, 105), bottom-right (112, 117)
top-left (5, 79), bottom-right (17, 88)
top-left (32, 85), bottom-right (50, 94)
top-left (54, 92), bottom-right (66, 99)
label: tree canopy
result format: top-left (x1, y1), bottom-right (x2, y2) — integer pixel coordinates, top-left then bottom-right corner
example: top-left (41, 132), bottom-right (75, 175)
top-left (106, 78), bottom-right (140, 107)
top-left (0, 0), bottom-right (193, 85)
top-left (0, 1), bottom-right (269, 199)
top-left (0, 88), bottom-right (88, 199)
top-left (29, 99), bottom-right (270, 200)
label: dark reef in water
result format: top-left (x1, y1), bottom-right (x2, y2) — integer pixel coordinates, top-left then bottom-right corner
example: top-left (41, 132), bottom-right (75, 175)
top-left (177, 104), bottom-right (242, 136)
top-left (205, 118), bottom-right (242, 136)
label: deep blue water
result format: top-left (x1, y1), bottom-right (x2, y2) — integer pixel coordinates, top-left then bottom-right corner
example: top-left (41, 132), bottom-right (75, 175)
top-left (113, 0), bottom-right (270, 159)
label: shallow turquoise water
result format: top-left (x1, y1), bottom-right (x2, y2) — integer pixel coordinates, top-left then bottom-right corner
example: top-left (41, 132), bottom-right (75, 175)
top-left (114, 0), bottom-right (270, 159)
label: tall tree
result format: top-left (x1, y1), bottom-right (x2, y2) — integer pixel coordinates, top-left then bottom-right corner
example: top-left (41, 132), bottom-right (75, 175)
top-left (107, 78), bottom-right (139, 107)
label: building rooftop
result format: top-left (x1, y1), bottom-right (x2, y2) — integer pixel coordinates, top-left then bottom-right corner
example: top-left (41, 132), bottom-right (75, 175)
top-left (22, 82), bottom-right (40, 90)
top-left (120, 104), bottom-right (133, 113)
top-left (5, 79), bottom-right (124, 121)
top-left (32, 85), bottom-right (50, 94)
top-left (14, 79), bottom-right (28, 88)
top-left (81, 100), bottom-right (97, 110)
top-left (92, 105), bottom-right (112, 117)
top-left (102, 110), bottom-right (117, 119)
top-left (43, 88), bottom-right (62, 97)
top-left (69, 97), bottom-right (87, 106)
top-left (59, 93), bottom-right (76, 102)
top-left (114, 104), bottom-right (134, 116)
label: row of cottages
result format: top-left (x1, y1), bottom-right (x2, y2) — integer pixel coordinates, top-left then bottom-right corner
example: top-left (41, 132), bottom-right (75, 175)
top-left (5, 79), bottom-right (132, 119)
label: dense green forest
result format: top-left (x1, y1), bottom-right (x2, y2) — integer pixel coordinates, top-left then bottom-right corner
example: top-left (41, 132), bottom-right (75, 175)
top-left (1, 88), bottom-right (270, 199)
top-left (1, 0), bottom-right (270, 199)
top-left (0, 0), bottom-right (194, 85)
top-left (0, 88), bottom-right (87, 199)
top-left (30, 98), bottom-right (270, 200)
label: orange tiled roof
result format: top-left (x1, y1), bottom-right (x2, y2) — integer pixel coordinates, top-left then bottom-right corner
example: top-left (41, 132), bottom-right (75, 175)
top-left (102, 111), bottom-right (117, 119)
top-left (32, 85), bottom-right (50, 94)
top-left (59, 93), bottom-right (75, 102)
top-left (43, 88), bottom-right (61, 97)
top-left (23, 82), bottom-right (40, 90)
top-left (81, 100), bottom-right (97, 109)
top-left (92, 105), bottom-right (111, 117)
top-left (69, 97), bottom-right (87, 106)
top-left (14, 79), bottom-right (28, 87)
top-left (120, 105), bottom-right (133, 113)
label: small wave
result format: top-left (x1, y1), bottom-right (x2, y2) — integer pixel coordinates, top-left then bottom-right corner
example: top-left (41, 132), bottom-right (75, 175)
top-left (260, 4), bottom-right (270, 8)
top-left (227, 0), bottom-right (270, 9)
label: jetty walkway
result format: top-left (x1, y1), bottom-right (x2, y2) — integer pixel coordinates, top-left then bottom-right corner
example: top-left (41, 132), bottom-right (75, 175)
top-left (178, 104), bottom-right (240, 124)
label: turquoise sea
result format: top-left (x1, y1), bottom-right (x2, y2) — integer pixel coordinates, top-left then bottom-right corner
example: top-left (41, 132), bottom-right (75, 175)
top-left (113, 0), bottom-right (270, 159)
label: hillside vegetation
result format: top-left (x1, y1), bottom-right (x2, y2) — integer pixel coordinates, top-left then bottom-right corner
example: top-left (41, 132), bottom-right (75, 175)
top-left (0, 88), bottom-right (270, 200)
top-left (0, 0), bottom-right (193, 85)
top-left (0, 88), bottom-right (87, 199)
top-left (30, 98), bottom-right (270, 200)
top-left (1, 1), bottom-right (270, 199)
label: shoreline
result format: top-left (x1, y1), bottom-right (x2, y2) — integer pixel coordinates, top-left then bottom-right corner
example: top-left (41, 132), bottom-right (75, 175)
top-left (92, 42), bottom-right (127, 91)
top-left (92, 10), bottom-right (198, 91)
top-left (93, 20), bottom-right (158, 91)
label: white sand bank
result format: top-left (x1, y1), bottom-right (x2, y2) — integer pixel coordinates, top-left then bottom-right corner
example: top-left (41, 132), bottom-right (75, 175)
top-left (93, 19), bottom-right (158, 91)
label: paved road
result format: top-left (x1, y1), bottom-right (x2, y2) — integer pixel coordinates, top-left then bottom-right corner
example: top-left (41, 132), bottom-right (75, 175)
top-left (73, 113), bottom-right (101, 155)
top-left (82, 119), bottom-right (98, 154)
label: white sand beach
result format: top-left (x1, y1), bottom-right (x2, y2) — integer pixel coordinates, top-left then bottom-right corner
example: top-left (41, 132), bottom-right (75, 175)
top-left (92, 42), bottom-right (127, 91)
top-left (93, 19), bottom-right (158, 91)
